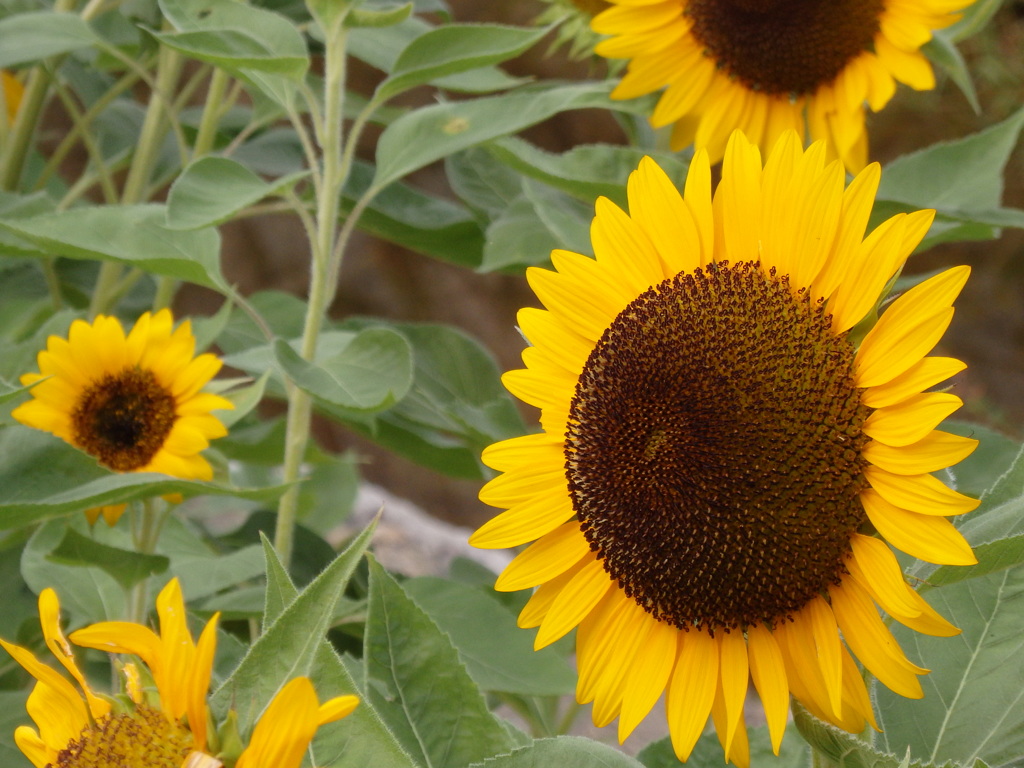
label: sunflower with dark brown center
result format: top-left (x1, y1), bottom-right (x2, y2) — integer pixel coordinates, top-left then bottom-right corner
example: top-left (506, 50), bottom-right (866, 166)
top-left (13, 309), bottom-right (234, 525)
top-left (472, 131), bottom-right (979, 767)
top-left (591, 0), bottom-right (974, 171)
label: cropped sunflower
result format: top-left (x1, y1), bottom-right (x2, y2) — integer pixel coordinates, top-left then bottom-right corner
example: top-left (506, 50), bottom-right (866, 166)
top-left (13, 309), bottom-right (234, 525)
top-left (592, 0), bottom-right (973, 171)
top-left (2, 70), bottom-right (23, 124)
top-left (472, 130), bottom-right (978, 766)
top-left (0, 579), bottom-right (359, 768)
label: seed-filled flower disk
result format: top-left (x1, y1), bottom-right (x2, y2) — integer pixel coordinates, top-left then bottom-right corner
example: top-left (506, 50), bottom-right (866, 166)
top-left (12, 309), bottom-right (234, 524)
top-left (592, 0), bottom-right (974, 171)
top-left (472, 130), bottom-right (978, 767)
top-left (0, 579), bottom-right (358, 768)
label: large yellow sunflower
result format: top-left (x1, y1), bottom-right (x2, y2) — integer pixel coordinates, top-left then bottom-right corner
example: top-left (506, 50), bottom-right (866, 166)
top-left (471, 130), bottom-right (978, 766)
top-left (0, 579), bottom-right (358, 768)
top-left (13, 309), bottom-right (234, 525)
top-left (592, 0), bottom-right (973, 171)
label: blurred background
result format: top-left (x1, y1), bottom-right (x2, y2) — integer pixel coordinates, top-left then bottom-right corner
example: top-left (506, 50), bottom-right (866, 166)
top-left (178, 0), bottom-right (1024, 531)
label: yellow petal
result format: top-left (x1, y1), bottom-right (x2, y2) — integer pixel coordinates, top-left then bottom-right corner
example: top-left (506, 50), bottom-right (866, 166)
top-left (617, 614), bottom-right (678, 741)
top-left (480, 431), bottom-right (564, 473)
top-left (518, 557), bottom-right (592, 628)
top-left (860, 488), bottom-right (976, 565)
top-left (666, 628), bottom-right (718, 761)
top-left (318, 695), bottom-right (359, 724)
top-left (860, 356), bottom-right (966, 409)
top-left (495, 522), bottom-right (592, 592)
top-left (534, 558), bottom-right (614, 649)
top-left (717, 630), bottom-right (749, 756)
top-left (862, 392), bottom-right (963, 447)
top-left (627, 156), bottom-right (702, 276)
top-left (747, 624), bottom-right (789, 755)
top-left (469, 493), bottom-right (576, 549)
top-left (806, 596), bottom-right (843, 719)
top-left (865, 465), bottom-right (979, 516)
top-left (847, 534), bottom-right (923, 619)
top-left (863, 431), bottom-right (977, 475)
top-left (235, 677), bottom-right (320, 768)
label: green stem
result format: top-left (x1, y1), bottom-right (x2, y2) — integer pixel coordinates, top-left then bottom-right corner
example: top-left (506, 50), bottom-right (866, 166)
top-left (127, 498), bottom-right (162, 622)
top-left (89, 42), bottom-right (182, 318)
top-left (192, 67), bottom-right (232, 159)
top-left (0, 68), bottom-right (51, 192)
top-left (274, 23), bottom-right (349, 567)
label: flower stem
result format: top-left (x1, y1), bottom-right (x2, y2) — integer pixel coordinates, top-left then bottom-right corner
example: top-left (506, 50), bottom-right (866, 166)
top-left (273, 22), bottom-right (349, 567)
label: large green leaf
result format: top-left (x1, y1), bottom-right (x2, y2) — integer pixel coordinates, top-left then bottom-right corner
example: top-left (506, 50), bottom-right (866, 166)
top-left (0, 205), bottom-right (227, 291)
top-left (349, 15), bottom-right (528, 94)
top-left (156, 0), bottom-right (308, 78)
top-left (47, 527), bottom-right (169, 591)
top-left (166, 157), bottom-right (308, 230)
top-left (365, 558), bottom-right (514, 767)
top-left (404, 577), bottom-right (576, 696)
top-left (257, 537), bottom-right (420, 768)
top-left (875, 566), bottom-right (1024, 768)
top-left (876, 109), bottom-right (1024, 247)
top-left (375, 23), bottom-right (549, 102)
top-left (273, 327), bottom-right (413, 412)
top-left (336, 321), bottom-right (525, 480)
top-left (373, 81), bottom-right (616, 189)
top-left (0, 11), bottom-right (97, 67)
top-left (210, 521), bottom-right (377, 729)
top-left (793, 705), bottom-right (921, 768)
top-left (0, 427), bottom-right (287, 530)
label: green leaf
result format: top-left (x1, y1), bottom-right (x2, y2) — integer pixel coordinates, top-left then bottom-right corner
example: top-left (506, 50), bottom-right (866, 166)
top-left (794, 704), bottom-right (911, 768)
top-left (874, 566), bottom-right (1024, 767)
top-left (877, 109), bottom-right (1024, 239)
top-left (156, 0), bottom-right (308, 79)
top-left (22, 518), bottom-right (125, 622)
top-left (922, 33), bottom-right (979, 114)
top-left (404, 577), bottom-right (576, 696)
top-left (486, 137), bottom-right (692, 208)
top-left (446, 146), bottom-right (524, 220)
top-left (47, 526), bottom-right (169, 591)
top-left (347, 2), bottom-right (414, 28)
top-left (472, 737), bottom-right (646, 768)
top-left (349, 15), bottom-right (528, 94)
top-left (373, 81), bottom-right (616, 189)
top-left (0, 205), bottom-right (227, 291)
top-left (365, 558), bottom-right (514, 767)
top-left (0, 691), bottom-right (31, 768)
top-left (217, 371), bottom-right (270, 429)
top-left (945, 0), bottom-right (1003, 42)
top-left (210, 521), bottom-right (377, 728)
top-left (166, 157), bottom-right (308, 230)
top-left (274, 327), bottom-right (413, 412)
top-left (256, 535), bottom-right (419, 768)
top-left (344, 159), bottom-right (486, 268)
top-left (637, 724), bottom-right (811, 768)
top-left (376, 23), bottom-right (549, 102)
top-left (0, 427), bottom-right (287, 530)
top-left (336, 321), bottom-right (525, 479)
top-left (0, 11), bottom-right (97, 67)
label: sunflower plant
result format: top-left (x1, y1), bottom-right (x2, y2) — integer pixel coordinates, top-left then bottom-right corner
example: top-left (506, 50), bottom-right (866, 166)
top-left (0, 0), bottom-right (1022, 767)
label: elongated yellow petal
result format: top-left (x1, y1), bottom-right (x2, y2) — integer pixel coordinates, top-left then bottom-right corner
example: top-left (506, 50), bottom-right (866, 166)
top-left (628, 156), bottom-right (702, 276)
top-left (617, 615), bottom-right (678, 741)
top-left (666, 628), bottom-right (718, 761)
top-left (518, 558), bottom-right (592, 628)
top-left (747, 624), bottom-right (789, 754)
top-left (860, 488), bottom-right (977, 565)
top-left (496, 523), bottom-right (592, 592)
top-left (806, 596), bottom-right (843, 718)
top-left (865, 465), bottom-right (979, 516)
top-left (863, 431), bottom-right (977, 475)
top-left (535, 558), bottom-right (614, 649)
top-left (718, 630), bottom-right (749, 756)
top-left (847, 535), bottom-right (922, 618)
top-left (469, 493), bottom-right (576, 549)
top-left (862, 392), bottom-right (963, 447)
top-left (480, 431), bottom-right (564, 473)
top-left (235, 678), bottom-right (320, 768)
top-left (860, 356), bottom-right (966, 409)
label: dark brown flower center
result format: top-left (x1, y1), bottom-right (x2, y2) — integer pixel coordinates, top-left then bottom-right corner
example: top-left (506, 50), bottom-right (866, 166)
top-left (685, 0), bottom-right (885, 96)
top-left (565, 262), bottom-right (870, 632)
top-left (72, 368), bottom-right (177, 472)
top-left (54, 704), bottom-right (194, 768)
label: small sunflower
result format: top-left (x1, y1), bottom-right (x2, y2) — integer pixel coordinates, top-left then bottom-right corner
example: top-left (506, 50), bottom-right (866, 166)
top-left (13, 309), bottom-right (234, 525)
top-left (472, 130), bottom-right (978, 766)
top-left (2, 70), bottom-right (23, 124)
top-left (0, 578), bottom-right (359, 768)
top-left (592, 0), bottom-right (973, 171)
